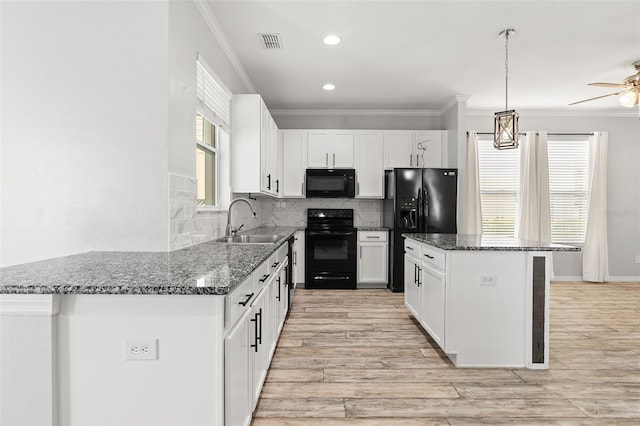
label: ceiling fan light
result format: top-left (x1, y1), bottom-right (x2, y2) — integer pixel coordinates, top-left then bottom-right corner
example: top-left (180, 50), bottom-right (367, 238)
top-left (619, 90), bottom-right (637, 108)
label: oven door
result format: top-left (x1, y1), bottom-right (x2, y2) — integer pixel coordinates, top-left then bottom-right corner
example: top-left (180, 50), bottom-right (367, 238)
top-left (305, 229), bottom-right (356, 289)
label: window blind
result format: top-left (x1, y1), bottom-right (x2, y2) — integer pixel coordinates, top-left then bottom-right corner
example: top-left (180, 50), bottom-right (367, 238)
top-left (196, 55), bottom-right (231, 129)
top-left (477, 137), bottom-right (521, 237)
top-left (547, 136), bottom-right (589, 244)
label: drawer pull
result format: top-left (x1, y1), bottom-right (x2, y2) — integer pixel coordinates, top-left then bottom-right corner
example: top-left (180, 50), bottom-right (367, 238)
top-left (366, 236), bottom-right (380, 239)
top-left (238, 293), bottom-right (255, 306)
top-left (406, 246), bottom-right (414, 251)
top-left (272, 261), bottom-right (279, 268)
top-left (424, 254), bottom-right (434, 259)
top-left (259, 274), bottom-right (270, 282)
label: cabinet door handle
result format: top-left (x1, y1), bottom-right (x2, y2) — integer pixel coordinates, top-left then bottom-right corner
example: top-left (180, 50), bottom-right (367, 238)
top-left (267, 174), bottom-right (271, 190)
top-left (238, 293), bottom-right (254, 307)
top-left (257, 308), bottom-right (263, 344)
top-left (414, 264), bottom-right (418, 284)
top-left (276, 277), bottom-right (281, 301)
top-left (325, 153), bottom-right (328, 166)
top-left (410, 154), bottom-right (412, 167)
top-left (301, 182), bottom-right (304, 195)
top-left (333, 153), bottom-right (336, 166)
top-left (276, 179), bottom-right (279, 193)
top-left (250, 312), bottom-right (259, 352)
top-left (259, 274), bottom-right (270, 282)
top-left (294, 251), bottom-right (297, 266)
top-left (418, 267), bottom-right (422, 286)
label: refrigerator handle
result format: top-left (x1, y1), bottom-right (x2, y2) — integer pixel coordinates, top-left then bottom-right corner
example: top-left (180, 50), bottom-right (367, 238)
top-left (416, 189), bottom-right (422, 233)
top-left (423, 189), bottom-right (429, 219)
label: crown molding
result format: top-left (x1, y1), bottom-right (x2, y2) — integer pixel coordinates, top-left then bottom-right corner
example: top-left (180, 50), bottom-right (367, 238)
top-left (193, 0), bottom-right (255, 94)
top-left (270, 109), bottom-right (441, 117)
top-left (467, 108), bottom-right (638, 118)
top-left (439, 95), bottom-right (471, 114)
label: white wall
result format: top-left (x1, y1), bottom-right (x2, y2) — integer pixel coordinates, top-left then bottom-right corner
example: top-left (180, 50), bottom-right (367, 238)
top-left (0, 1), bottom-right (170, 267)
top-left (467, 112), bottom-right (640, 279)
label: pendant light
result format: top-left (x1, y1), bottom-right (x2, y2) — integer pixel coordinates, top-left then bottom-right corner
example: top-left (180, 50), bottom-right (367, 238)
top-left (494, 29), bottom-right (519, 150)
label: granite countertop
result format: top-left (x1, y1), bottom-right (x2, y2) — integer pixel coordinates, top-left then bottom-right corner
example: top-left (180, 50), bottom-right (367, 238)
top-left (403, 233), bottom-right (581, 252)
top-left (356, 226), bottom-right (389, 231)
top-left (0, 226), bottom-right (299, 296)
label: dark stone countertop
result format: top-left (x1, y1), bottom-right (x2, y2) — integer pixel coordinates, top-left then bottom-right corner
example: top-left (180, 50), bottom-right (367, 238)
top-left (0, 227), bottom-right (299, 296)
top-left (402, 233), bottom-right (581, 252)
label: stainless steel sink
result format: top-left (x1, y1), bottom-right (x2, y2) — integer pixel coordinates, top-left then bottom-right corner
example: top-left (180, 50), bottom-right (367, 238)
top-left (215, 234), bottom-right (283, 244)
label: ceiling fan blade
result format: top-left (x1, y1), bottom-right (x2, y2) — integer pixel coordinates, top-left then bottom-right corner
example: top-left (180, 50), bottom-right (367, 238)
top-left (588, 82), bottom-right (626, 88)
top-left (569, 90), bottom-right (627, 106)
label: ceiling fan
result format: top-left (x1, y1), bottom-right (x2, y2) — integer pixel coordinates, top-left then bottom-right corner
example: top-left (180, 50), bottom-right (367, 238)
top-left (570, 60), bottom-right (640, 107)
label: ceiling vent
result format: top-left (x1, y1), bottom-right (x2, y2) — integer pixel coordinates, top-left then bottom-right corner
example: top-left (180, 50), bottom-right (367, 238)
top-left (260, 33), bottom-right (283, 49)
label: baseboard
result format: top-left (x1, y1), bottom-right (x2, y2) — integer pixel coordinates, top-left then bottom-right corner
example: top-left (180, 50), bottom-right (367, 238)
top-left (553, 276), bottom-right (640, 283)
top-left (356, 283), bottom-right (387, 289)
top-left (552, 276), bottom-right (583, 282)
top-left (607, 276), bottom-right (640, 283)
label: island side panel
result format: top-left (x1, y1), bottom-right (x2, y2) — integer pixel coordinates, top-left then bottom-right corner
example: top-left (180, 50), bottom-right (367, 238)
top-left (446, 251), bottom-right (529, 368)
top-left (57, 294), bottom-right (225, 426)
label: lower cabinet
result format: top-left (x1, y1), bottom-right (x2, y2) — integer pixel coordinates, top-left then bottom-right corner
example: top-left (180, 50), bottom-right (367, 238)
top-left (420, 262), bottom-right (446, 348)
top-left (403, 238), bottom-right (447, 349)
top-left (224, 245), bottom-right (290, 426)
top-left (357, 231), bottom-right (388, 285)
top-left (224, 307), bottom-right (252, 426)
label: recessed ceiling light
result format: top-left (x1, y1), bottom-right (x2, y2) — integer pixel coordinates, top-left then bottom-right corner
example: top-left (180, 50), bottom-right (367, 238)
top-left (323, 83), bottom-right (335, 91)
top-left (323, 35), bottom-right (341, 45)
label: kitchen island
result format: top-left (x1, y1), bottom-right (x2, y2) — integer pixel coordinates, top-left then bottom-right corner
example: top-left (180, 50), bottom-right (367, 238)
top-left (403, 233), bottom-right (580, 370)
top-left (0, 226), bottom-right (298, 426)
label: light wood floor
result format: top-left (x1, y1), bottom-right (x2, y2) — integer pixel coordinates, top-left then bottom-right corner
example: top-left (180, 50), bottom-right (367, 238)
top-left (252, 282), bottom-right (640, 425)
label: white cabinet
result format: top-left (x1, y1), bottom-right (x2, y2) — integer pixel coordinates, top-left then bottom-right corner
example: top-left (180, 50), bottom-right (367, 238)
top-left (420, 261), bottom-right (446, 348)
top-left (354, 131), bottom-right (384, 198)
top-left (292, 231), bottom-right (305, 286)
top-left (231, 94), bottom-right (279, 196)
top-left (404, 244), bottom-right (421, 319)
top-left (224, 307), bottom-right (252, 426)
top-left (403, 239), bottom-right (446, 349)
top-left (307, 130), bottom-right (354, 168)
top-left (384, 130), bottom-right (447, 169)
top-left (357, 231), bottom-right (388, 284)
top-left (280, 131), bottom-right (307, 198)
top-left (249, 286), bottom-right (268, 410)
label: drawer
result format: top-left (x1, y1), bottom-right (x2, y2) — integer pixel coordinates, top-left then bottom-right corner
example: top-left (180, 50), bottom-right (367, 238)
top-left (253, 259), bottom-right (271, 290)
top-left (421, 245), bottom-right (446, 271)
top-left (225, 276), bottom-right (255, 329)
top-left (359, 231), bottom-right (387, 242)
top-left (404, 238), bottom-right (420, 257)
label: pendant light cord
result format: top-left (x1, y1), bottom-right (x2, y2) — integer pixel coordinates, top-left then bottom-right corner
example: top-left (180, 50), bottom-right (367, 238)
top-left (505, 30), bottom-right (510, 111)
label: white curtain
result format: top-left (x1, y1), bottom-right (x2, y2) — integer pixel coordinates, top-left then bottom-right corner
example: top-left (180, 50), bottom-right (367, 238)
top-left (518, 131), bottom-right (551, 242)
top-left (582, 131), bottom-right (609, 282)
top-left (459, 132), bottom-right (483, 234)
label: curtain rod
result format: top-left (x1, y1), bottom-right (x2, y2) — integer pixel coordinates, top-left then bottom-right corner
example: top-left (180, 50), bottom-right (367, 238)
top-left (467, 131), bottom-right (594, 136)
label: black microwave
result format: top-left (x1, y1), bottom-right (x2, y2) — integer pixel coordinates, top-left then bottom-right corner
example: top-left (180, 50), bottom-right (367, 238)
top-left (305, 168), bottom-right (356, 198)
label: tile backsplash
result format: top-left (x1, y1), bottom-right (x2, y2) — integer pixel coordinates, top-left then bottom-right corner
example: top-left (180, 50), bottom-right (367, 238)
top-left (169, 173), bottom-right (383, 251)
top-left (260, 198), bottom-right (382, 227)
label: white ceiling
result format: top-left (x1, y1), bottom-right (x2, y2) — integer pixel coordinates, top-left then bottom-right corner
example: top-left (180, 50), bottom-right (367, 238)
top-left (207, 0), bottom-right (640, 113)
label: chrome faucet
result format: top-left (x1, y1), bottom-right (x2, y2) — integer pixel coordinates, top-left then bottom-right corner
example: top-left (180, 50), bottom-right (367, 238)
top-left (225, 198), bottom-right (257, 238)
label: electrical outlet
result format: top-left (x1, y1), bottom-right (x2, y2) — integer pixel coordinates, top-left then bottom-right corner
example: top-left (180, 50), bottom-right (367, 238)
top-left (635, 255), bottom-right (640, 264)
top-left (480, 274), bottom-right (497, 286)
top-left (125, 339), bottom-right (158, 360)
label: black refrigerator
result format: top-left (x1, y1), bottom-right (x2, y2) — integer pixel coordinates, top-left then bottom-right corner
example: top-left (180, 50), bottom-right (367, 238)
top-left (382, 168), bottom-right (458, 292)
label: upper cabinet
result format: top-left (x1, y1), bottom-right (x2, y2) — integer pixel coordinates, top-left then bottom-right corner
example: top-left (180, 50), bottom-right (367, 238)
top-left (231, 94), bottom-right (279, 196)
top-left (355, 131), bottom-right (384, 198)
top-left (280, 130), bottom-right (307, 198)
top-left (307, 130), bottom-right (354, 168)
top-left (384, 130), bottom-right (447, 169)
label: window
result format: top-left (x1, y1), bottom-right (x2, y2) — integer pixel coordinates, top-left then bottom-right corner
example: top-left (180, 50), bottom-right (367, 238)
top-left (476, 134), bottom-right (590, 243)
top-left (477, 136), bottom-right (521, 237)
top-left (196, 55), bottom-right (231, 208)
top-left (196, 114), bottom-right (217, 206)
top-left (547, 135), bottom-right (589, 244)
